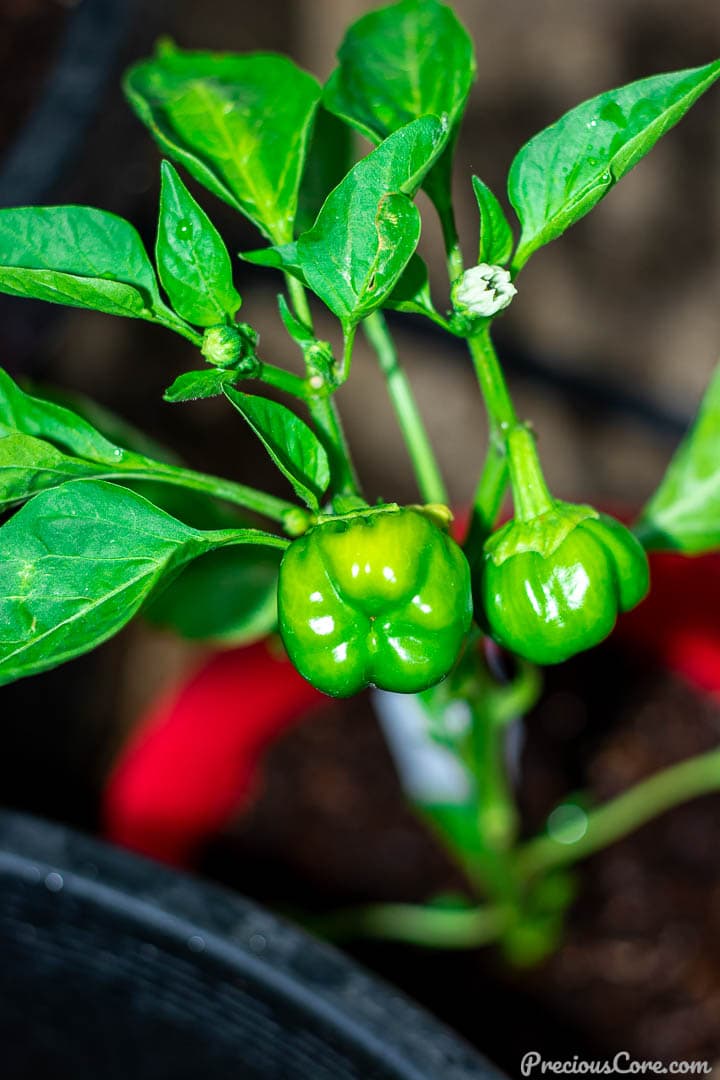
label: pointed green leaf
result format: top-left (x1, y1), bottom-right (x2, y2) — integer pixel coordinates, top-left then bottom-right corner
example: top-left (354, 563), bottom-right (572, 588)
top-left (509, 60), bottom-right (720, 269)
top-left (0, 368), bottom-right (127, 465)
top-left (240, 241), bottom-right (305, 281)
top-left (277, 294), bottom-right (314, 344)
top-left (0, 479), bottom-right (284, 686)
top-left (157, 161), bottom-right (241, 326)
top-left (323, 0), bottom-right (475, 228)
top-left (0, 206), bottom-right (168, 320)
top-left (472, 176), bottom-right (514, 266)
top-left (0, 434), bottom-right (109, 509)
top-left (296, 117), bottom-right (446, 324)
top-left (295, 106), bottom-right (352, 237)
top-left (324, 0), bottom-right (474, 143)
top-left (302, 192), bottom-right (421, 324)
top-left (384, 254), bottom-right (436, 319)
top-left (637, 365), bottom-right (720, 554)
top-left (224, 387), bottom-right (329, 510)
top-left (146, 544), bottom-right (281, 645)
top-left (163, 368), bottom-right (241, 403)
top-left (125, 43), bottom-right (321, 243)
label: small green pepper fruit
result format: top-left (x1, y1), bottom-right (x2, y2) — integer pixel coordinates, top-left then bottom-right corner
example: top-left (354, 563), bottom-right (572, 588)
top-left (476, 502), bottom-right (649, 665)
top-left (278, 506), bottom-right (473, 697)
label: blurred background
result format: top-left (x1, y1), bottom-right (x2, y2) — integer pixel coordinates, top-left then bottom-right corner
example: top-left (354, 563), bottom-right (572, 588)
top-left (1, 0), bottom-right (720, 1069)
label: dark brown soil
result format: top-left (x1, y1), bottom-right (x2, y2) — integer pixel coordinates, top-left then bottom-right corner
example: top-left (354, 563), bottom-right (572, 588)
top-left (202, 647), bottom-right (720, 1074)
top-left (0, 0), bottom-right (69, 155)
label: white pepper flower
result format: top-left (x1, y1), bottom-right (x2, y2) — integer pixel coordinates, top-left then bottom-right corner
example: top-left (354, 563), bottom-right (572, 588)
top-left (452, 263), bottom-right (517, 319)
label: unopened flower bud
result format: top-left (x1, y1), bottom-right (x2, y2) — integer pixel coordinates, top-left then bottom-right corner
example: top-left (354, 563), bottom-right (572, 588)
top-left (452, 263), bottom-right (517, 319)
top-left (201, 323), bottom-right (258, 368)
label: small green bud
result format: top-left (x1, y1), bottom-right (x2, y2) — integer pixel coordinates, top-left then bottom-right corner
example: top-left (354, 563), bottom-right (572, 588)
top-left (201, 323), bottom-right (258, 368)
top-left (452, 263), bottom-right (517, 319)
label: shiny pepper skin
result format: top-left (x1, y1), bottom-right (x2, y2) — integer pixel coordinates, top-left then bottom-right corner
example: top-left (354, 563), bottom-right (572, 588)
top-left (278, 507), bottom-right (473, 697)
top-left (476, 503), bottom-right (650, 665)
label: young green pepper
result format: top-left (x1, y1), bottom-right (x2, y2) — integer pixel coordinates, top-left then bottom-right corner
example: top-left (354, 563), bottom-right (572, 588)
top-left (278, 506), bottom-right (473, 697)
top-left (476, 503), bottom-right (650, 665)
top-left (474, 427), bottom-right (649, 665)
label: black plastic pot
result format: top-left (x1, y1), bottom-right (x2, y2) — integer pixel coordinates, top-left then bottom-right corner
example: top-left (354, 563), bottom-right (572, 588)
top-left (0, 810), bottom-right (503, 1080)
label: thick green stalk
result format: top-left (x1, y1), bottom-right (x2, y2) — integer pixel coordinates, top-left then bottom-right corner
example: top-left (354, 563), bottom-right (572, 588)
top-left (516, 747), bottom-right (720, 880)
top-left (506, 425), bottom-right (554, 521)
top-left (363, 311), bottom-right (448, 506)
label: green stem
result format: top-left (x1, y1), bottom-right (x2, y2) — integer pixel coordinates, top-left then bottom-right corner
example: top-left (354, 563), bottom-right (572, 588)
top-left (363, 312), bottom-right (448, 505)
top-left (462, 325), bottom-right (517, 558)
top-left (254, 359), bottom-right (308, 399)
top-left (285, 273), bottom-right (313, 328)
top-left (463, 434), bottom-right (508, 556)
top-left (118, 456), bottom-right (302, 525)
top-left (152, 312), bottom-right (204, 348)
top-left (284, 277), bottom-right (361, 499)
top-left (307, 901), bottom-right (509, 950)
top-left (339, 322), bottom-right (357, 384)
top-left (465, 695), bottom-right (521, 902)
top-left (466, 325), bottom-right (518, 434)
top-left (516, 747), bottom-right (720, 880)
top-left (206, 527), bottom-right (290, 551)
top-left (506, 425), bottom-right (554, 521)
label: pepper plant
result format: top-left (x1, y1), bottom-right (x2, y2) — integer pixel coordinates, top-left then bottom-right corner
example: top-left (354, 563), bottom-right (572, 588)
top-left (1, 0), bottom-right (720, 964)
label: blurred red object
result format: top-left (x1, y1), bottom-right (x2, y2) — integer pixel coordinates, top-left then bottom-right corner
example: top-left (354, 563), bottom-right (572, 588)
top-left (103, 551), bottom-right (720, 867)
top-left (103, 640), bottom-right (327, 865)
top-left (616, 551), bottom-right (720, 696)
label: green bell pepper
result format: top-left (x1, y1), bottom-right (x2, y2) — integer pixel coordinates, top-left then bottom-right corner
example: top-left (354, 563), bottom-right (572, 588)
top-left (476, 502), bottom-right (650, 665)
top-left (278, 506), bottom-right (473, 697)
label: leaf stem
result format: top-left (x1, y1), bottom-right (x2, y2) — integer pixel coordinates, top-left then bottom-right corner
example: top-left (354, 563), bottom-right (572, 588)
top-left (516, 747), bottom-right (720, 880)
top-left (118, 456), bottom-right (303, 525)
top-left (363, 312), bottom-right (448, 505)
top-left (204, 526), bottom-right (290, 551)
top-left (254, 359), bottom-right (308, 399)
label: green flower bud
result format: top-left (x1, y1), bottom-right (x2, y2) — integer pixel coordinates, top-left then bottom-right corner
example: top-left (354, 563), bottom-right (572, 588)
top-left (201, 323), bottom-right (258, 368)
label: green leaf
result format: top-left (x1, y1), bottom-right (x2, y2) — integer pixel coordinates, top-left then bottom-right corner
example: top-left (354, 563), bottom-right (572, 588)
top-left (323, 0), bottom-right (475, 231)
top-left (125, 42), bottom-right (321, 243)
top-left (0, 206), bottom-right (168, 321)
top-left (0, 433), bottom-right (108, 509)
top-left (0, 368), bottom-right (127, 465)
top-left (509, 59), bottom-right (720, 269)
top-left (163, 368), bottom-right (241, 403)
top-left (156, 160), bottom-right (241, 326)
top-left (295, 106), bottom-right (352, 237)
top-left (240, 241), bottom-right (306, 281)
top-left (324, 0), bottom-right (474, 143)
top-left (277, 294), bottom-right (314, 345)
top-left (384, 254), bottom-right (436, 319)
top-left (472, 176), bottom-right (514, 266)
top-left (637, 365), bottom-right (720, 554)
top-left (29, 382), bottom-right (179, 464)
top-left (296, 117), bottom-right (446, 324)
top-left (224, 387), bottom-right (329, 510)
top-left (0, 479), bottom-right (283, 686)
top-left (146, 544), bottom-right (281, 645)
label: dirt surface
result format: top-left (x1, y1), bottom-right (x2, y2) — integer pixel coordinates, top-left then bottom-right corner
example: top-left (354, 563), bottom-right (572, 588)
top-left (0, 0), bottom-right (69, 155)
top-left (201, 647), bottom-right (720, 1074)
